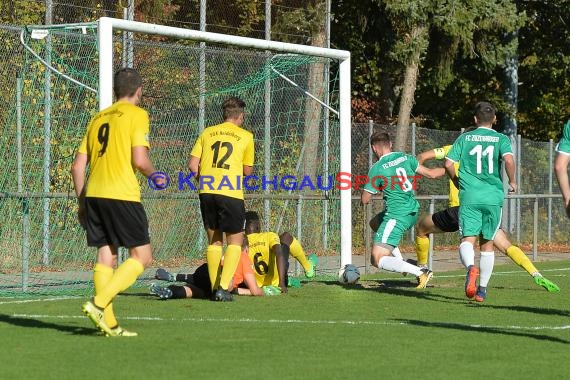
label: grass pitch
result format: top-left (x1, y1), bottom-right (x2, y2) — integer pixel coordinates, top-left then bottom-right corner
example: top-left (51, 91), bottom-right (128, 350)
top-left (1, 260), bottom-right (568, 380)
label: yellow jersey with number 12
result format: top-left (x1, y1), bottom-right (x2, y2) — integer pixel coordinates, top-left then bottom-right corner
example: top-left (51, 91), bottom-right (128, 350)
top-left (78, 100), bottom-right (150, 202)
top-left (190, 121), bottom-right (254, 200)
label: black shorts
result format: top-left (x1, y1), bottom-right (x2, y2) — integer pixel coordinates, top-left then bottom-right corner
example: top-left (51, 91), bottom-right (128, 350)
top-left (432, 206), bottom-right (460, 232)
top-left (189, 263), bottom-right (213, 298)
top-left (199, 193), bottom-right (245, 233)
top-left (85, 197), bottom-right (150, 248)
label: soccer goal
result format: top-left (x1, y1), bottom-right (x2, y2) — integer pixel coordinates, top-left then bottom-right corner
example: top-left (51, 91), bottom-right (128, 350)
top-left (3, 17), bottom-right (351, 295)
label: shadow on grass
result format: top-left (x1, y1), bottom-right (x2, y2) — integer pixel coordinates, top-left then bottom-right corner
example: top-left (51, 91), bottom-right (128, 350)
top-left (466, 303), bottom-right (570, 317)
top-left (393, 318), bottom-right (570, 344)
top-left (0, 313), bottom-right (98, 336)
top-left (322, 279), bottom-right (570, 317)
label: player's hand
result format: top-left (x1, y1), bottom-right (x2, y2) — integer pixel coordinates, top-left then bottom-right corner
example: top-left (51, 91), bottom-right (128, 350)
top-left (565, 199), bottom-right (570, 218)
top-left (77, 194), bottom-right (86, 230)
top-left (262, 286), bottom-right (281, 296)
top-left (508, 182), bottom-right (517, 194)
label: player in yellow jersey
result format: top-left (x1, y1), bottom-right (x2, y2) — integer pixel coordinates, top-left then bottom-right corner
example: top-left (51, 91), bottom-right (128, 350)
top-left (243, 211), bottom-right (317, 291)
top-left (412, 144), bottom-right (559, 292)
top-left (189, 97), bottom-right (255, 301)
top-left (72, 68), bottom-right (164, 337)
top-left (244, 211), bottom-right (289, 293)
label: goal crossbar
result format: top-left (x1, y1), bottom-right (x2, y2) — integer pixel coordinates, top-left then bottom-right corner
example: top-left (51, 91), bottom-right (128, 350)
top-left (96, 17), bottom-right (352, 267)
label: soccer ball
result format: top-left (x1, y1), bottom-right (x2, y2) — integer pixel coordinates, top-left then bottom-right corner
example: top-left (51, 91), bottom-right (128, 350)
top-left (338, 264), bottom-right (360, 284)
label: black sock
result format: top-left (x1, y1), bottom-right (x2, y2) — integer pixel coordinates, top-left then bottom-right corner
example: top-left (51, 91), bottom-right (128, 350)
top-left (169, 285), bottom-right (187, 299)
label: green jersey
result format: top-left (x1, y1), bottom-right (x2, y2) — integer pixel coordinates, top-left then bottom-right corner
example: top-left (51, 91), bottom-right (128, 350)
top-left (446, 127), bottom-right (513, 205)
top-left (555, 120), bottom-right (570, 155)
top-left (363, 151), bottom-right (420, 215)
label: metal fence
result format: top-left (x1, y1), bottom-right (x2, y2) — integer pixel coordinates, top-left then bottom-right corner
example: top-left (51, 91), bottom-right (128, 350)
top-left (0, 21), bottom-right (568, 293)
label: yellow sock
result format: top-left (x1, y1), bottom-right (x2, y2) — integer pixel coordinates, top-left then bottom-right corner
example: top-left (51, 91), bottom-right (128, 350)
top-left (93, 263), bottom-right (118, 328)
top-left (415, 236), bottom-right (429, 266)
top-left (206, 245), bottom-right (223, 291)
top-left (506, 245), bottom-right (538, 276)
top-left (289, 238), bottom-right (310, 272)
top-left (94, 258), bottom-right (144, 308)
top-left (219, 244), bottom-right (241, 290)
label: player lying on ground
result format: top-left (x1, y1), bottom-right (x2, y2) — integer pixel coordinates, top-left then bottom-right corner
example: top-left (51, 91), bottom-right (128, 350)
top-left (150, 213), bottom-right (318, 299)
top-left (411, 144), bottom-right (559, 292)
top-left (150, 237), bottom-right (282, 299)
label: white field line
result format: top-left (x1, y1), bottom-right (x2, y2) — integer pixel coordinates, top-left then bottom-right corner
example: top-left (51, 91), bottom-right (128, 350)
top-left (8, 313), bottom-right (570, 331)
top-left (434, 267), bottom-right (570, 279)
top-left (0, 296), bottom-right (80, 305)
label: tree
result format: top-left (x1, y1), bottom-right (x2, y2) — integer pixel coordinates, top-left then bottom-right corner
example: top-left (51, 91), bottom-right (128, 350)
top-left (379, 0), bottom-right (523, 150)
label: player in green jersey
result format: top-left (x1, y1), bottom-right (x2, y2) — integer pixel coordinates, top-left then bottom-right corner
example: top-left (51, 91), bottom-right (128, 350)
top-left (361, 132), bottom-right (445, 289)
top-left (445, 101), bottom-right (517, 302)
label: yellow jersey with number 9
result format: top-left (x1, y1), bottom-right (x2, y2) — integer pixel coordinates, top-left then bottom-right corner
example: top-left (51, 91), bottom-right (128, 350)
top-left (78, 100), bottom-right (150, 202)
top-left (190, 121), bottom-right (254, 200)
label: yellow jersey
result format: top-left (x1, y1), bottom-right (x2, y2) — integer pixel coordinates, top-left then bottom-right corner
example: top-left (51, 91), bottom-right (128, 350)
top-left (433, 145), bottom-right (460, 207)
top-left (246, 231), bottom-right (281, 287)
top-left (190, 121), bottom-right (254, 200)
top-left (78, 100), bottom-right (150, 202)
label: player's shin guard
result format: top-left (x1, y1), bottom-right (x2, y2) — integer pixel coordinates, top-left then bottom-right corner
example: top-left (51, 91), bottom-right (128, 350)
top-left (219, 244), bottom-right (241, 291)
top-left (479, 251), bottom-right (495, 287)
top-left (206, 245), bottom-right (222, 291)
top-left (379, 256), bottom-right (422, 277)
top-left (94, 258), bottom-right (144, 308)
top-left (94, 263), bottom-right (118, 328)
top-left (506, 245), bottom-right (538, 276)
top-left (459, 241), bottom-right (475, 268)
top-left (289, 238), bottom-right (310, 272)
top-left (415, 236), bottom-right (430, 266)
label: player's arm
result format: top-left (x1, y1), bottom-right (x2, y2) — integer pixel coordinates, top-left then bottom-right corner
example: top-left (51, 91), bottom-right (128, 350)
top-left (503, 153), bottom-right (517, 193)
top-left (361, 190), bottom-right (373, 205)
top-left (239, 271), bottom-right (264, 296)
top-left (243, 165), bottom-right (253, 176)
top-left (417, 149), bottom-right (437, 165)
top-left (133, 146), bottom-right (165, 188)
top-left (416, 164), bottom-right (445, 179)
top-left (71, 152), bottom-right (88, 228)
top-left (444, 158), bottom-right (460, 189)
top-left (71, 152), bottom-right (88, 197)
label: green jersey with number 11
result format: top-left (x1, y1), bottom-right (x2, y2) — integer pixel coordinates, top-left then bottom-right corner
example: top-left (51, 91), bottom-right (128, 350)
top-left (446, 127), bottom-right (513, 206)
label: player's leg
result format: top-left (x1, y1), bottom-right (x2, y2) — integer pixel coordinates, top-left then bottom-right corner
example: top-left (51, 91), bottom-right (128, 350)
top-left (474, 205), bottom-right (504, 302)
top-left (458, 205), bottom-right (482, 298)
top-left (554, 150), bottom-right (570, 216)
top-left (198, 194), bottom-right (223, 292)
top-left (93, 246), bottom-right (118, 329)
top-left (83, 198), bottom-right (150, 336)
top-left (216, 196), bottom-right (246, 301)
top-left (494, 230), bottom-right (559, 292)
top-left (280, 232), bottom-right (316, 278)
top-left (494, 229), bottom-right (538, 275)
top-left (414, 214), bottom-right (434, 267)
top-left (372, 213), bottom-right (433, 288)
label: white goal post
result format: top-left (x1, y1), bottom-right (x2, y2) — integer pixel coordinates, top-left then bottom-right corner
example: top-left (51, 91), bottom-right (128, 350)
top-left (97, 17), bottom-right (353, 268)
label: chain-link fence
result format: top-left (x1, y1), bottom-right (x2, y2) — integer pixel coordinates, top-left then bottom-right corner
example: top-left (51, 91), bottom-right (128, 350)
top-left (0, 19), bottom-right (568, 295)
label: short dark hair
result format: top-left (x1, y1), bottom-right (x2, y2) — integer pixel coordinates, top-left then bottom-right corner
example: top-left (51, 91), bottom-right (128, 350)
top-left (245, 211), bottom-right (260, 222)
top-left (370, 132), bottom-right (391, 147)
top-left (113, 68), bottom-right (142, 99)
top-left (473, 101), bottom-right (496, 124)
top-left (222, 96), bottom-right (246, 120)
